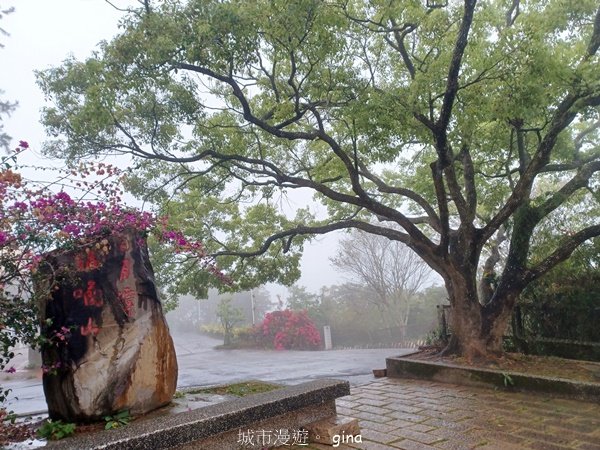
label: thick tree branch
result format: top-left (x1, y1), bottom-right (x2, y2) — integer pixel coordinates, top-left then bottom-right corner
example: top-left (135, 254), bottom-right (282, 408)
top-left (211, 220), bottom-right (410, 258)
top-left (511, 120), bottom-right (530, 173)
top-left (178, 62), bottom-right (319, 141)
top-left (430, 160), bottom-right (450, 251)
top-left (186, 145), bottom-right (435, 252)
top-left (423, 1), bottom-right (478, 234)
top-left (460, 145), bottom-right (477, 221)
top-left (524, 225), bottom-right (600, 283)
top-left (586, 6), bottom-right (600, 58)
top-left (312, 130), bottom-right (437, 248)
top-left (357, 161), bottom-right (442, 231)
top-left (414, 112), bottom-right (436, 132)
top-left (505, 0), bottom-right (520, 27)
top-left (181, 61), bottom-right (370, 209)
top-left (479, 226), bottom-right (506, 304)
top-left (437, 0), bottom-right (477, 130)
top-left (542, 148), bottom-right (600, 172)
top-left (488, 159), bottom-right (600, 301)
top-left (480, 93), bottom-right (584, 243)
top-left (178, 61), bottom-right (401, 228)
top-left (535, 160), bottom-right (600, 218)
top-left (388, 19), bottom-right (416, 79)
top-left (443, 151), bottom-right (470, 221)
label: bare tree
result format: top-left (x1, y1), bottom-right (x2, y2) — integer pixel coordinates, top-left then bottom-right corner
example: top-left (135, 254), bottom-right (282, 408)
top-left (331, 229), bottom-right (432, 339)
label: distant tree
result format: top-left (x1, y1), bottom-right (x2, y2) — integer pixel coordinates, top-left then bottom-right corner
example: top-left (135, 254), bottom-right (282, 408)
top-left (411, 285), bottom-right (448, 336)
top-left (287, 285), bottom-right (318, 308)
top-left (286, 284), bottom-right (339, 330)
top-left (319, 283), bottom-right (388, 343)
top-left (216, 297), bottom-right (244, 346)
top-left (294, 282), bottom-right (441, 346)
top-left (195, 287), bottom-right (272, 326)
top-left (332, 229), bottom-right (432, 339)
top-left (165, 295), bottom-right (202, 331)
top-left (287, 284), bottom-right (320, 311)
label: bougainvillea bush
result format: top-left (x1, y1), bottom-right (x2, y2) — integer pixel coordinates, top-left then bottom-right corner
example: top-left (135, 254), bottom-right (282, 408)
top-left (0, 141), bottom-right (223, 408)
top-left (259, 309), bottom-right (322, 350)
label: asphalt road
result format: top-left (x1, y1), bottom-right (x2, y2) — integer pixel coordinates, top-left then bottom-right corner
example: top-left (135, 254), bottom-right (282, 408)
top-left (174, 331), bottom-right (413, 387)
top-left (3, 331), bottom-right (413, 416)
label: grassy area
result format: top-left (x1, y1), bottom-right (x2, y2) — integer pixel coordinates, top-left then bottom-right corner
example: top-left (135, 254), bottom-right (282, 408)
top-left (184, 381), bottom-right (281, 397)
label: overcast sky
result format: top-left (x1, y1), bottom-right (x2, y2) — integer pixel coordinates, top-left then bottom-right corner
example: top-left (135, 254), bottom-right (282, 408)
top-left (1, 0), bottom-right (344, 297)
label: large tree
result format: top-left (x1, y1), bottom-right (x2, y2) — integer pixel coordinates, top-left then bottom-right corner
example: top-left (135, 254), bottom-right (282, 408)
top-left (37, 0), bottom-right (600, 359)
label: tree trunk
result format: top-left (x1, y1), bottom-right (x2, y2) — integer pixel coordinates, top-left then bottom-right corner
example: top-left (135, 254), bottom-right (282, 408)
top-left (442, 272), bottom-right (517, 361)
top-left (224, 325), bottom-right (232, 346)
top-left (443, 301), bottom-right (487, 359)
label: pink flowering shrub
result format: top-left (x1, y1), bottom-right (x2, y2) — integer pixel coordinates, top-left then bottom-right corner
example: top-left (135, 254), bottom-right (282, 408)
top-left (259, 310), bottom-right (322, 350)
top-left (0, 141), bottom-right (227, 405)
top-left (0, 141), bottom-right (225, 280)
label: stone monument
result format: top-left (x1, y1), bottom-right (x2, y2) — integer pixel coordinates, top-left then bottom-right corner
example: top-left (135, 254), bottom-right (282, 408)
top-left (37, 230), bottom-right (178, 421)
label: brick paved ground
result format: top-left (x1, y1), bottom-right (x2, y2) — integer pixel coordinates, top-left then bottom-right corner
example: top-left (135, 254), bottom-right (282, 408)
top-left (305, 378), bottom-right (600, 450)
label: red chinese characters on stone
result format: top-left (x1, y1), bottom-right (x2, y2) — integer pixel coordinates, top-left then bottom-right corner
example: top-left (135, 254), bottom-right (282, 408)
top-left (73, 280), bottom-right (104, 307)
top-left (74, 250), bottom-right (101, 272)
top-left (119, 258), bottom-right (131, 282)
top-left (80, 317), bottom-right (100, 336)
top-left (118, 287), bottom-right (136, 318)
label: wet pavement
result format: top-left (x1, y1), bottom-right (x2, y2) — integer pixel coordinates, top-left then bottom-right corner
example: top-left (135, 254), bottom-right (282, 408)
top-left (321, 378), bottom-right (600, 450)
top-left (2, 331), bottom-right (412, 416)
top-left (175, 332), bottom-right (412, 388)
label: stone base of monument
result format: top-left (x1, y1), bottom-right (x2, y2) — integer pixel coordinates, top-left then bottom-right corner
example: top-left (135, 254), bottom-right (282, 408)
top-left (44, 379), bottom-right (350, 450)
top-left (305, 415), bottom-right (361, 445)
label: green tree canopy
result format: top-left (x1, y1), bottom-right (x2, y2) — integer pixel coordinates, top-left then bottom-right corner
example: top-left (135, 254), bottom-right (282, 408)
top-left (37, 0), bottom-right (600, 359)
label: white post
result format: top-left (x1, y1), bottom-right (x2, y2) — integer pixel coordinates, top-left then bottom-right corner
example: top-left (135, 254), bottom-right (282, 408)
top-left (323, 325), bottom-right (332, 350)
top-left (250, 289), bottom-right (256, 325)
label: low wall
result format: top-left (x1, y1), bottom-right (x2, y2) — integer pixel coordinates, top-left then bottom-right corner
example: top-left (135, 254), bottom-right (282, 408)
top-left (386, 356), bottom-right (600, 402)
top-left (46, 379), bottom-right (350, 450)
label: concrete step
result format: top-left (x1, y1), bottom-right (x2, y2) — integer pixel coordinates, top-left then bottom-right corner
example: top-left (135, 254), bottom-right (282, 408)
top-left (305, 415), bottom-right (361, 446)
